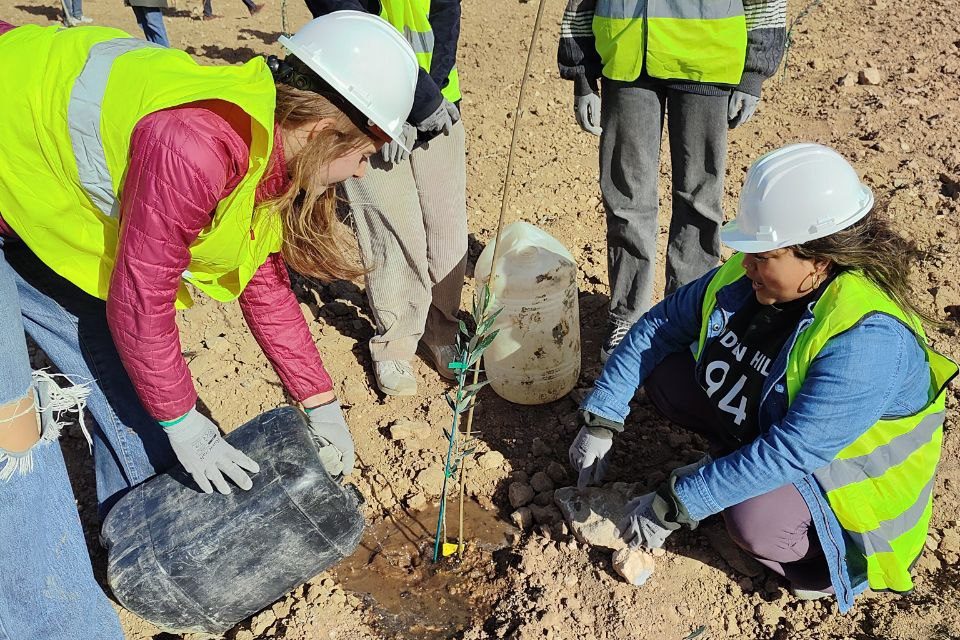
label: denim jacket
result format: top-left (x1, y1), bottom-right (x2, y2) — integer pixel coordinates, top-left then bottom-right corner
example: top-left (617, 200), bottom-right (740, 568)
top-left (582, 269), bottom-right (931, 612)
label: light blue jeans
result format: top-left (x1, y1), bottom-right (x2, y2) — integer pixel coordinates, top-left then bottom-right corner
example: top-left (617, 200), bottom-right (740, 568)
top-left (131, 6), bottom-right (169, 47)
top-left (0, 239), bottom-right (178, 639)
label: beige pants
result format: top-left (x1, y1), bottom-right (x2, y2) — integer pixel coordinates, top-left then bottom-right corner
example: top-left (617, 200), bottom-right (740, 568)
top-left (345, 120), bottom-right (467, 362)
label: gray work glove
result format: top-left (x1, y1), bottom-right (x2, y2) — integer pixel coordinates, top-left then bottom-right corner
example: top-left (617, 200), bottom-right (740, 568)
top-left (569, 426), bottom-right (614, 488)
top-left (617, 492), bottom-right (681, 550)
top-left (574, 91), bottom-right (602, 136)
top-left (305, 400), bottom-right (355, 478)
top-left (416, 98), bottom-right (461, 135)
top-left (728, 90), bottom-right (760, 129)
top-left (163, 408), bottom-right (260, 494)
top-left (381, 121), bottom-right (418, 166)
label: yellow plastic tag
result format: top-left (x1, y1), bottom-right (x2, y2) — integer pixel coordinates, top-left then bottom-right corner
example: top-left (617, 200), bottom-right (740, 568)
top-left (441, 542), bottom-right (463, 557)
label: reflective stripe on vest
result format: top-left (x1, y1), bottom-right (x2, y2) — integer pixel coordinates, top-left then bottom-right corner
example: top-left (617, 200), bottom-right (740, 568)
top-left (379, 0), bottom-right (461, 102)
top-left (68, 38), bottom-right (160, 218)
top-left (697, 253), bottom-right (958, 592)
top-left (592, 0), bottom-right (747, 84)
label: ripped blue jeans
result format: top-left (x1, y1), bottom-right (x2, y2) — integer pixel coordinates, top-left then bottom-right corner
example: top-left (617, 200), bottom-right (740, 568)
top-left (0, 238), bottom-right (177, 639)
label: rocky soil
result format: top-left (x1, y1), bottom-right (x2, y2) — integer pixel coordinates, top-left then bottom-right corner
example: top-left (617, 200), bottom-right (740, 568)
top-left (5, 0), bottom-right (960, 638)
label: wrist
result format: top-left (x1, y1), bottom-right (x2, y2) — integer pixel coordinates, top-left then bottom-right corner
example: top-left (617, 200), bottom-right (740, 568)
top-left (302, 390), bottom-right (337, 411)
top-left (159, 408), bottom-right (193, 430)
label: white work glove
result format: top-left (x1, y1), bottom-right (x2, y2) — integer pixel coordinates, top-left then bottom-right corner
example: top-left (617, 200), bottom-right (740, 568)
top-left (569, 426), bottom-right (614, 488)
top-left (574, 91), bottom-right (602, 136)
top-left (162, 408), bottom-right (260, 494)
top-left (728, 90), bottom-right (760, 129)
top-left (617, 492), bottom-right (681, 550)
top-left (416, 98), bottom-right (461, 135)
top-left (381, 121), bottom-right (418, 166)
top-left (305, 400), bottom-right (355, 478)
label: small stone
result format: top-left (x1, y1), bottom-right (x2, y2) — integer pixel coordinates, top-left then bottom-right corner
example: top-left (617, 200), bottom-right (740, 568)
top-left (531, 438), bottom-right (552, 457)
top-left (758, 602), bottom-right (785, 628)
top-left (235, 631), bottom-right (255, 640)
top-left (305, 583), bottom-right (325, 603)
top-left (416, 468), bottom-right (446, 496)
top-left (478, 450), bottom-right (506, 470)
top-left (389, 419), bottom-right (431, 440)
top-left (534, 491), bottom-right (554, 506)
top-left (407, 493), bottom-right (427, 509)
top-left (546, 461), bottom-right (568, 483)
top-left (838, 71), bottom-right (858, 87)
top-left (250, 610), bottom-right (277, 636)
top-left (511, 507), bottom-right (534, 530)
top-left (612, 547), bottom-right (655, 586)
top-left (530, 504), bottom-right (562, 525)
top-left (508, 531), bottom-right (522, 546)
top-left (858, 68), bottom-right (883, 85)
top-left (509, 482), bottom-right (535, 508)
top-left (530, 471), bottom-right (555, 493)
top-left (554, 483), bottom-right (641, 551)
top-left (272, 598), bottom-right (292, 619)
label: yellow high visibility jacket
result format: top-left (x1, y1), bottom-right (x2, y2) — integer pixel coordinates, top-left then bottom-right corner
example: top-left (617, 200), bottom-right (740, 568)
top-left (593, 0), bottom-right (748, 84)
top-left (379, 0), bottom-right (461, 102)
top-left (697, 254), bottom-right (957, 592)
top-left (0, 24), bottom-right (282, 308)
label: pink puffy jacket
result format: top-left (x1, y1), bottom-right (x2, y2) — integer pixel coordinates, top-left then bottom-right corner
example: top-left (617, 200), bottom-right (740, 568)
top-left (0, 21), bottom-right (334, 421)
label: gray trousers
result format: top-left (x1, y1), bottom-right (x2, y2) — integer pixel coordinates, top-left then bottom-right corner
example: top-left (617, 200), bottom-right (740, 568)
top-left (344, 120), bottom-right (468, 362)
top-left (600, 80), bottom-right (729, 325)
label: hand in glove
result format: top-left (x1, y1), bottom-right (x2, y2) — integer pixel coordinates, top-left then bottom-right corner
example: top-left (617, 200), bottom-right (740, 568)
top-left (305, 400), bottom-right (355, 478)
top-left (728, 90), bottom-right (760, 129)
top-left (618, 481), bottom-right (697, 550)
top-left (569, 426), bottom-right (613, 488)
top-left (574, 91), bottom-right (602, 136)
top-left (162, 408), bottom-right (260, 494)
top-left (671, 454), bottom-right (712, 479)
top-left (416, 98), bottom-right (461, 135)
top-left (381, 121), bottom-right (418, 166)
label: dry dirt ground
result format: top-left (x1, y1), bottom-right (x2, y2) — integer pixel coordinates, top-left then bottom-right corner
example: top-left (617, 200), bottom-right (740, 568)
top-left (6, 0), bottom-right (960, 638)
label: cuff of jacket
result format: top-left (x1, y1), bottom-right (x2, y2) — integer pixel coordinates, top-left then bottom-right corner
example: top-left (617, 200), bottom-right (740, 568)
top-left (573, 74), bottom-right (600, 97)
top-left (736, 71), bottom-right (764, 98)
top-left (672, 470), bottom-right (722, 522)
top-left (407, 68), bottom-right (445, 126)
top-left (152, 386), bottom-right (200, 424)
top-left (581, 387), bottom-right (630, 424)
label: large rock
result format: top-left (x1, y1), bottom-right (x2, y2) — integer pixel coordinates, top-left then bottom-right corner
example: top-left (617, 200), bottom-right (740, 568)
top-left (553, 482), bottom-right (642, 551)
top-left (508, 482), bottom-right (535, 508)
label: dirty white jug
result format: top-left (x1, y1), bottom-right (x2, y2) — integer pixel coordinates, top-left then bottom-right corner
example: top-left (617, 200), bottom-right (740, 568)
top-left (474, 222), bottom-right (581, 405)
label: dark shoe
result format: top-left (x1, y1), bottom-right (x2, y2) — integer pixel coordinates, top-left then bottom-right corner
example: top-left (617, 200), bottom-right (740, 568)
top-left (599, 321), bottom-right (632, 364)
top-left (248, 3), bottom-right (264, 15)
top-left (201, 13), bottom-right (222, 20)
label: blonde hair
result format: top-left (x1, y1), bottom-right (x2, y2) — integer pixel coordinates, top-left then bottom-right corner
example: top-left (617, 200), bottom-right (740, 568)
top-left (262, 82), bottom-right (373, 282)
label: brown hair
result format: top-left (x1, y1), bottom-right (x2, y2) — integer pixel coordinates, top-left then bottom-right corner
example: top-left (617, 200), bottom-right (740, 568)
top-left (261, 82), bottom-right (373, 282)
top-left (792, 204), bottom-right (938, 325)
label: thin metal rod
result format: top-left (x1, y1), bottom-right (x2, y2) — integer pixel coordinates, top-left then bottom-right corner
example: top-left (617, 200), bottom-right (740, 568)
top-left (456, 0), bottom-right (550, 557)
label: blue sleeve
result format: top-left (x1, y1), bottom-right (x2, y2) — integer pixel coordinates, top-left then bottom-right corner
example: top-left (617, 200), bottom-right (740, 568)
top-left (427, 0), bottom-right (460, 94)
top-left (675, 315), bottom-right (930, 521)
top-left (581, 270), bottom-right (715, 424)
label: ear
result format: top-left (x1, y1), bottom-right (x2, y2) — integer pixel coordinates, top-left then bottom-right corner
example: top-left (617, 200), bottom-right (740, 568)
top-left (813, 258), bottom-right (832, 275)
top-left (306, 118), bottom-right (337, 142)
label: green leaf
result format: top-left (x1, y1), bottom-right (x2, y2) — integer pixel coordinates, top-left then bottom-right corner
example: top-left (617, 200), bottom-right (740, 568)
top-left (462, 381), bottom-right (490, 394)
top-left (459, 320), bottom-right (470, 336)
top-left (477, 307), bottom-right (504, 336)
top-left (684, 626), bottom-right (707, 640)
top-left (445, 392), bottom-right (457, 412)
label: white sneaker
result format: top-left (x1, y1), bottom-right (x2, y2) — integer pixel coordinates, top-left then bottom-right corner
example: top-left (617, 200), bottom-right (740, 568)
top-left (374, 360), bottom-right (417, 396)
top-left (78, 15), bottom-right (94, 23)
top-left (420, 343), bottom-right (459, 380)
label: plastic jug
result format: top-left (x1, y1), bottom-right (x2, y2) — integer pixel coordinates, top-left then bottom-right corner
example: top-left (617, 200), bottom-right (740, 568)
top-left (475, 222), bottom-right (581, 404)
top-left (102, 407), bottom-right (365, 634)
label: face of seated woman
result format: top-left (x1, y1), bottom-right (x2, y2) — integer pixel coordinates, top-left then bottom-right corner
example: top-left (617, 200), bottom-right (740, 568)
top-left (742, 249), bottom-right (830, 306)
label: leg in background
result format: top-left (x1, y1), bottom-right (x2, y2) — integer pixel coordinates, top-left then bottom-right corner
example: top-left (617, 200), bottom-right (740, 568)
top-left (663, 90), bottom-right (728, 295)
top-left (409, 120), bottom-right (468, 356)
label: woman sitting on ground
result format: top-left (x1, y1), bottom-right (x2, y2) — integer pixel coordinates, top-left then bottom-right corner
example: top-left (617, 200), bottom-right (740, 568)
top-left (569, 143), bottom-right (956, 612)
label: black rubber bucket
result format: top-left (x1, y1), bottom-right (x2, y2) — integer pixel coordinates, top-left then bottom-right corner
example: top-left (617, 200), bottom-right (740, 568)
top-left (101, 407), bottom-right (364, 634)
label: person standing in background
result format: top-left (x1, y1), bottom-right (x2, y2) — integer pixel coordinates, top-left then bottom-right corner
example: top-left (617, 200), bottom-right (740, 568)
top-left (558, 0), bottom-right (787, 362)
top-left (60, 0), bottom-right (92, 26)
top-left (305, 0), bottom-right (466, 397)
top-left (125, 0), bottom-right (170, 46)
top-left (201, 0), bottom-right (265, 20)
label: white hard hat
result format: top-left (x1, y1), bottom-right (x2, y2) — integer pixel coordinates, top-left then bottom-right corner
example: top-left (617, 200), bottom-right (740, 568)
top-left (721, 143), bottom-right (874, 252)
top-left (278, 11), bottom-right (418, 151)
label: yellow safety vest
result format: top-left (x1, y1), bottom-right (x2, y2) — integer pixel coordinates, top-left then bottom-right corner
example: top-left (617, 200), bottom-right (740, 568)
top-left (0, 25), bottom-right (283, 309)
top-left (697, 254), bottom-right (957, 592)
top-left (593, 0), bottom-right (748, 84)
top-left (379, 0), bottom-right (461, 102)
